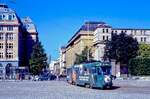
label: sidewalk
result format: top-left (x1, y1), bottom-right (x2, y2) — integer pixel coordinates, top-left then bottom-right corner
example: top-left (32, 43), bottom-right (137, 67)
top-left (115, 76), bottom-right (150, 81)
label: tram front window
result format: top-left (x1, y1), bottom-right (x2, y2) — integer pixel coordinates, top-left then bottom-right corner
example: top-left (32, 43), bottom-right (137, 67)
top-left (101, 67), bottom-right (111, 75)
top-left (97, 67), bottom-right (102, 75)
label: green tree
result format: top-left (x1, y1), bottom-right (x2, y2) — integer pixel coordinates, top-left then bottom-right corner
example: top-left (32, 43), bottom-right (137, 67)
top-left (128, 44), bottom-right (150, 76)
top-left (129, 57), bottom-right (150, 75)
top-left (138, 44), bottom-right (150, 58)
top-left (105, 33), bottom-right (139, 64)
top-left (29, 42), bottom-right (48, 75)
top-left (74, 46), bottom-right (93, 64)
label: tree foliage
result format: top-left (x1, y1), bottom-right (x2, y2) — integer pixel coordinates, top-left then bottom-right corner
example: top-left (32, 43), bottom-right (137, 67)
top-left (138, 44), bottom-right (150, 58)
top-left (29, 42), bottom-right (48, 75)
top-left (105, 33), bottom-right (139, 64)
top-left (129, 44), bottom-right (150, 76)
top-left (74, 46), bottom-right (93, 64)
top-left (129, 57), bottom-right (150, 76)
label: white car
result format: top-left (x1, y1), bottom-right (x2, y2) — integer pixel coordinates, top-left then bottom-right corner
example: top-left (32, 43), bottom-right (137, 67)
top-left (33, 76), bottom-right (39, 81)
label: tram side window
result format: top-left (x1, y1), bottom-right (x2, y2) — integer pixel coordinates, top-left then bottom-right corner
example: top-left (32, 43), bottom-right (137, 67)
top-left (91, 68), bottom-right (96, 74)
top-left (79, 67), bottom-right (84, 75)
top-left (84, 68), bottom-right (90, 75)
top-left (97, 68), bottom-right (102, 75)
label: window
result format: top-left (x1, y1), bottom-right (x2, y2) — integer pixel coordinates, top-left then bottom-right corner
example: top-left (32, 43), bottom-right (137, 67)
top-left (141, 37), bottom-right (143, 42)
top-left (0, 26), bottom-right (3, 31)
top-left (0, 33), bottom-right (4, 40)
top-left (0, 43), bottom-right (3, 49)
top-left (0, 70), bottom-right (3, 75)
top-left (103, 36), bottom-right (105, 40)
top-left (106, 29), bottom-right (109, 33)
top-left (106, 36), bottom-right (109, 40)
top-left (144, 37), bottom-right (146, 42)
top-left (6, 52), bottom-right (13, 59)
top-left (6, 43), bottom-right (13, 49)
top-left (134, 30), bottom-right (137, 35)
top-left (8, 15), bottom-right (12, 20)
top-left (7, 26), bottom-right (13, 31)
top-left (3, 15), bottom-right (5, 19)
top-left (12, 15), bottom-right (15, 19)
top-left (102, 29), bottom-right (105, 33)
top-left (0, 52), bottom-right (3, 59)
top-left (6, 33), bottom-right (13, 40)
top-left (0, 15), bottom-right (2, 20)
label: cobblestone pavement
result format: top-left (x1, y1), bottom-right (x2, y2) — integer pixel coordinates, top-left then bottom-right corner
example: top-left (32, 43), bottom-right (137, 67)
top-left (0, 80), bottom-right (150, 99)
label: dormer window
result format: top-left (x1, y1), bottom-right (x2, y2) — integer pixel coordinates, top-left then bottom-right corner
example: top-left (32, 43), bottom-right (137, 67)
top-left (0, 15), bottom-right (2, 20)
top-left (13, 15), bottom-right (15, 19)
top-left (3, 15), bottom-right (5, 19)
top-left (8, 15), bottom-right (12, 20)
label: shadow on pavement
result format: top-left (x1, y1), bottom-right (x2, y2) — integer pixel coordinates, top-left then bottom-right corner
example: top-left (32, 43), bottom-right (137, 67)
top-left (93, 86), bottom-right (121, 90)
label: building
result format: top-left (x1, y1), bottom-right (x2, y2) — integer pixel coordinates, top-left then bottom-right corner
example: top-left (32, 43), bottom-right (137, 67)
top-left (59, 46), bottom-right (66, 75)
top-left (21, 17), bottom-right (38, 66)
top-left (0, 4), bottom-right (38, 79)
top-left (94, 22), bottom-right (150, 77)
top-left (65, 22), bottom-right (106, 68)
top-left (49, 60), bottom-right (60, 75)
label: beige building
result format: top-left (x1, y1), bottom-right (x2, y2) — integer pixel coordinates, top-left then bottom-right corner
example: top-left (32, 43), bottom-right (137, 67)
top-left (93, 22), bottom-right (150, 77)
top-left (65, 22), bottom-right (106, 68)
top-left (59, 46), bottom-right (66, 75)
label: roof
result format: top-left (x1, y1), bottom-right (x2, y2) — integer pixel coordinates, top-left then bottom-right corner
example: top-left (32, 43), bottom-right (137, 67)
top-left (21, 17), bottom-right (37, 33)
top-left (0, 4), bottom-right (8, 8)
top-left (113, 28), bottom-right (150, 30)
top-left (67, 21), bottom-right (107, 47)
top-left (0, 4), bottom-right (15, 13)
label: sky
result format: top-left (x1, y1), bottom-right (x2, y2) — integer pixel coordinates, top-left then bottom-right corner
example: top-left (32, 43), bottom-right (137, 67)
top-left (5, 0), bottom-right (150, 60)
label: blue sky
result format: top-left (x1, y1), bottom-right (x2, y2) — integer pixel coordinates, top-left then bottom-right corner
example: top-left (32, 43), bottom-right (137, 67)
top-left (6, 0), bottom-right (150, 60)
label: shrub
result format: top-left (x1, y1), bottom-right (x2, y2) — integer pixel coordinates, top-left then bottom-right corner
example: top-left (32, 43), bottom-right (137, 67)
top-left (129, 57), bottom-right (150, 76)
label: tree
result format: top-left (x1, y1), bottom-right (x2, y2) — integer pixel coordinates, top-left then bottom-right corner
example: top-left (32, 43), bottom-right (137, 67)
top-left (138, 44), bottom-right (150, 58)
top-left (29, 42), bottom-right (48, 75)
top-left (105, 33), bottom-right (139, 64)
top-left (128, 44), bottom-right (150, 76)
top-left (129, 57), bottom-right (150, 75)
top-left (74, 46), bottom-right (93, 64)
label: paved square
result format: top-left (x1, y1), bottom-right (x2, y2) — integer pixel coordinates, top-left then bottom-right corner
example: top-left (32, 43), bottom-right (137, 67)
top-left (0, 80), bottom-right (150, 99)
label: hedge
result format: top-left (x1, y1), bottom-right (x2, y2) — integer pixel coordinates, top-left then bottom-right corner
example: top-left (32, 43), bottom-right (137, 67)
top-left (129, 57), bottom-right (150, 76)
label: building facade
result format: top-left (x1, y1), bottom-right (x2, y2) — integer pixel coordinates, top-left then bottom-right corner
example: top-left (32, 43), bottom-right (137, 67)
top-left (94, 22), bottom-right (150, 77)
top-left (21, 17), bottom-right (38, 66)
top-left (0, 4), bottom-right (38, 79)
top-left (65, 22), bottom-right (107, 68)
top-left (59, 46), bottom-right (66, 75)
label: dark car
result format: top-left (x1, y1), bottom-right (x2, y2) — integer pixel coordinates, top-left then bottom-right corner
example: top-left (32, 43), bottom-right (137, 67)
top-left (39, 74), bottom-right (56, 81)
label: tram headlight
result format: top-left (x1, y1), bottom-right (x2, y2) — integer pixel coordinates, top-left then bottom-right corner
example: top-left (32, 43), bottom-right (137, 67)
top-left (104, 75), bottom-right (111, 83)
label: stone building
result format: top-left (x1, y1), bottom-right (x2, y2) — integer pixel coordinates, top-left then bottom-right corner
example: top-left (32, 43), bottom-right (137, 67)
top-left (65, 22), bottom-right (106, 68)
top-left (93, 22), bottom-right (150, 77)
top-left (59, 46), bottom-right (66, 75)
top-left (0, 4), bottom-right (38, 79)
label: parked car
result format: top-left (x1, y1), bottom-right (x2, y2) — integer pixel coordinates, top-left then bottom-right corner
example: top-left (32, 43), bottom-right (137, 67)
top-left (33, 75), bottom-right (39, 81)
top-left (38, 74), bottom-right (56, 81)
